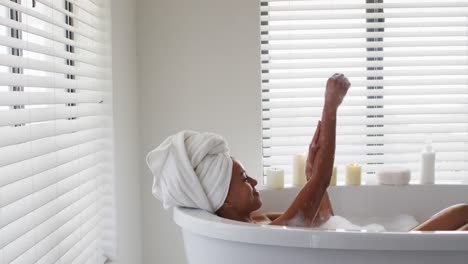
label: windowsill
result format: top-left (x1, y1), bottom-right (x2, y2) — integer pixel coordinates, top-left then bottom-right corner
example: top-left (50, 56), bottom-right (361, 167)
top-left (331, 180), bottom-right (468, 187)
top-left (260, 180), bottom-right (468, 191)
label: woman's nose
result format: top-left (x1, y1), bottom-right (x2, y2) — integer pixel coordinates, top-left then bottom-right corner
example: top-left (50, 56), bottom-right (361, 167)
top-left (249, 177), bottom-right (257, 186)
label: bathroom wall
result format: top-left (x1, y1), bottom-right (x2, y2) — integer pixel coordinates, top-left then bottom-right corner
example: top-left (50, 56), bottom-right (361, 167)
top-left (111, 0), bottom-right (143, 263)
top-left (136, 0), bottom-right (262, 263)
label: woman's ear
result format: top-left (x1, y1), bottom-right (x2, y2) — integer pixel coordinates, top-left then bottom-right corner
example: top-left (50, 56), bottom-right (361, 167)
top-left (215, 201), bottom-right (231, 216)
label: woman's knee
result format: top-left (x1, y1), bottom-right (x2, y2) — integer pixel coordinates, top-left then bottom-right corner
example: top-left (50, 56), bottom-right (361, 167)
top-left (433, 204), bottom-right (468, 219)
top-left (448, 204), bottom-right (468, 219)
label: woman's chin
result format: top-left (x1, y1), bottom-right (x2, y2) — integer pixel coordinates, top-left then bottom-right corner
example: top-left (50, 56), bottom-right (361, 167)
top-left (254, 197), bottom-right (262, 210)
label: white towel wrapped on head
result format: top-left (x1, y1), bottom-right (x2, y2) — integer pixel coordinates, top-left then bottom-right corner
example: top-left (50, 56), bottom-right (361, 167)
top-left (146, 130), bottom-right (233, 213)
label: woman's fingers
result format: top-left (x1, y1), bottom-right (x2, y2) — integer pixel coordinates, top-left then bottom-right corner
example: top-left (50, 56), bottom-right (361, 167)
top-left (309, 120), bottom-right (321, 154)
top-left (314, 120), bottom-right (321, 144)
top-left (307, 144), bottom-right (320, 170)
top-left (306, 145), bottom-right (319, 181)
top-left (306, 120), bottom-right (321, 180)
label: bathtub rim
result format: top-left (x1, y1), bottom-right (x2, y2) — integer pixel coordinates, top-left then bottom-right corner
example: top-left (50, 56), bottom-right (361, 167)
top-left (173, 206), bottom-right (468, 251)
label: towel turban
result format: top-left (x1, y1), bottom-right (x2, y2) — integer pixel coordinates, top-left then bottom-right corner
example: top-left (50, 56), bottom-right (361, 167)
top-left (146, 130), bottom-right (233, 213)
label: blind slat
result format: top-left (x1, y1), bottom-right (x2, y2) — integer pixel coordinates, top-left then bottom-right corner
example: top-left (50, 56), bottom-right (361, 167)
top-left (261, 11), bottom-right (468, 21)
top-left (262, 69), bottom-right (468, 80)
top-left (262, 21), bottom-right (468, 31)
top-left (0, 72), bottom-right (103, 91)
top-left (0, 104), bottom-right (104, 126)
top-left (262, 40), bottom-right (468, 50)
top-left (262, 31), bottom-right (468, 41)
top-left (262, 50), bottom-right (468, 60)
top-left (0, 91), bottom-right (102, 107)
top-left (262, 59), bottom-right (468, 70)
top-left (260, 2), bottom-right (468, 11)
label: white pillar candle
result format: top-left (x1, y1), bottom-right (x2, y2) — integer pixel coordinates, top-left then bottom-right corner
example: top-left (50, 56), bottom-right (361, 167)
top-left (292, 153), bottom-right (306, 187)
top-left (330, 166), bottom-right (337, 186)
top-left (266, 168), bottom-right (284, 189)
top-left (345, 163), bottom-right (361, 186)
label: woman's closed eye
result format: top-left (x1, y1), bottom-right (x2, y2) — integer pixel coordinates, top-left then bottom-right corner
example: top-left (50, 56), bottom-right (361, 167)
top-left (241, 171), bottom-right (249, 182)
top-left (243, 174), bottom-right (249, 182)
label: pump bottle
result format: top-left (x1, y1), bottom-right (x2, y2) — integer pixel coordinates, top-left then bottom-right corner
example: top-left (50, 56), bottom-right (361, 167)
top-left (420, 139), bottom-right (436, 184)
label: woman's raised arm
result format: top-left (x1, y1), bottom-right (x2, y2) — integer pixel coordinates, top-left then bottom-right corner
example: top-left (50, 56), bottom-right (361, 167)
top-left (270, 73), bottom-right (349, 226)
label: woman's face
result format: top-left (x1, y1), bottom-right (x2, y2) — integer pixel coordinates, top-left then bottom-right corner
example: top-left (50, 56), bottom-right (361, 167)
top-left (224, 159), bottom-right (262, 214)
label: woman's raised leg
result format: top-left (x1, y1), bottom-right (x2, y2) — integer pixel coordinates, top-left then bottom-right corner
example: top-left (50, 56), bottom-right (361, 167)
top-left (411, 204), bottom-right (468, 231)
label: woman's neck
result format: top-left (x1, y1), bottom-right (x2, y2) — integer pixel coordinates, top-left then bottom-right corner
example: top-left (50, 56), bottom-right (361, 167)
top-left (217, 208), bottom-right (253, 223)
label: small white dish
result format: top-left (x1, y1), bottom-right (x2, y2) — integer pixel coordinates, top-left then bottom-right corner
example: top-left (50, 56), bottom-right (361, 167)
top-left (376, 167), bottom-right (411, 186)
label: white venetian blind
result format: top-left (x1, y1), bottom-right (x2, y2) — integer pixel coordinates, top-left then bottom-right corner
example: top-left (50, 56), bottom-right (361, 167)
top-left (0, 0), bottom-right (116, 263)
top-left (260, 0), bottom-right (468, 184)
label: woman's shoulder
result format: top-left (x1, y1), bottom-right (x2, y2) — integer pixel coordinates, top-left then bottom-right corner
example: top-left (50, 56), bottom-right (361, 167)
top-left (251, 211), bottom-right (272, 225)
top-left (251, 211), bottom-right (283, 225)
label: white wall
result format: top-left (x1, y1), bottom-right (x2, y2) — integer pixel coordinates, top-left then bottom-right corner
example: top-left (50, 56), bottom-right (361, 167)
top-left (111, 0), bottom-right (143, 263)
top-left (136, 0), bottom-right (262, 263)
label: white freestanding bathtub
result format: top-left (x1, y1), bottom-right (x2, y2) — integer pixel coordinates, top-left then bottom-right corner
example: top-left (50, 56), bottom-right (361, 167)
top-left (174, 185), bottom-right (468, 264)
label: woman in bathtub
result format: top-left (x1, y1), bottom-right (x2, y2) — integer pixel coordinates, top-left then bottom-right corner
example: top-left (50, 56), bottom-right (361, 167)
top-left (146, 73), bottom-right (468, 231)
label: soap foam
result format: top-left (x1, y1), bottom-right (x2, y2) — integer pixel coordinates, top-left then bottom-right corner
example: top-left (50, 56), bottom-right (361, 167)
top-left (283, 211), bottom-right (419, 231)
top-left (379, 214), bottom-right (420, 231)
top-left (318, 214), bottom-right (419, 232)
top-left (285, 211), bottom-right (305, 227)
top-left (319, 215), bottom-right (386, 232)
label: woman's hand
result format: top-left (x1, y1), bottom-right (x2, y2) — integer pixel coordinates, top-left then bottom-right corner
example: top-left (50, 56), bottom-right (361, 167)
top-left (325, 73), bottom-right (350, 109)
top-left (306, 120), bottom-right (321, 181)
